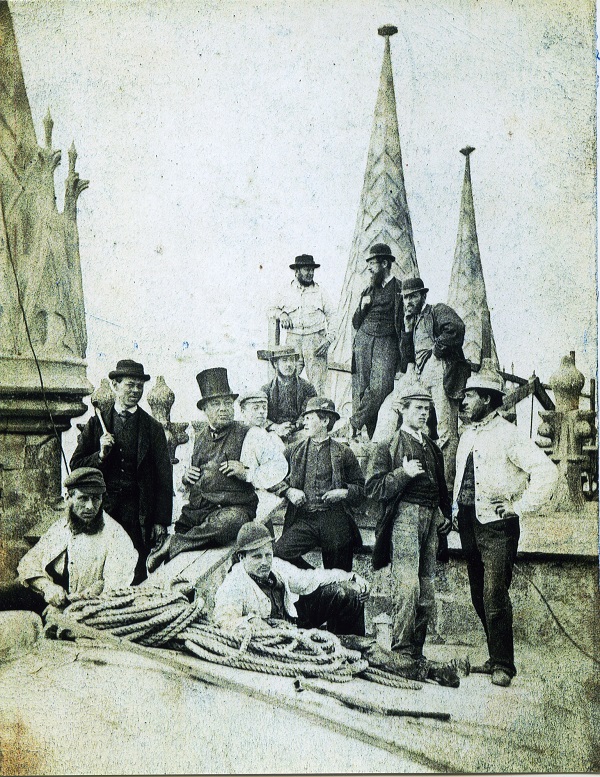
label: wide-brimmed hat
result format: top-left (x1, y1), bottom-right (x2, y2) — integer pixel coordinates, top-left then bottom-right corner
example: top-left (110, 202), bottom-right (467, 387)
top-left (397, 380), bottom-right (433, 403)
top-left (196, 367), bottom-right (238, 409)
top-left (108, 359), bottom-right (150, 381)
top-left (64, 467), bottom-right (106, 495)
top-left (238, 390), bottom-right (268, 406)
top-left (269, 345), bottom-right (300, 362)
top-left (303, 396), bottom-right (340, 422)
top-left (401, 277), bottom-right (429, 296)
top-left (464, 361), bottom-right (505, 396)
top-left (289, 254), bottom-right (320, 270)
top-left (366, 243), bottom-right (395, 263)
top-left (235, 522), bottom-right (274, 554)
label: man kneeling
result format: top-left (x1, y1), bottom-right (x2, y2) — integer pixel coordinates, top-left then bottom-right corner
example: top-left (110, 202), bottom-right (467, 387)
top-left (214, 523), bottom-right (369, 636)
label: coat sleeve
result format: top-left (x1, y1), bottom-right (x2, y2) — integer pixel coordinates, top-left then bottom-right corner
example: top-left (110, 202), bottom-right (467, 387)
top-left (241, 427), bottom-right (289, 490)
top-left (365, 438), bottom-right (413, 502)
top-left (508, 434), bottom-right (559, 516)
top-left (351, 287), bottom-right (371, 331)
top-left (17, 522), bottom-right (65, 587)
top-left (150, 421), bottom-right (174, 526)
top-left (279, 559), bottom-right (351, 597)
top-left (341, 445), bottom-right (365, 506)
top-left (432, 304), bottom-right (465, 358)
top-left (70, 415), bottom-right (105, 470)
top-left (213, 573), bottom-right (258, 632)
top-left (102, 525), bottom-right (138, 590)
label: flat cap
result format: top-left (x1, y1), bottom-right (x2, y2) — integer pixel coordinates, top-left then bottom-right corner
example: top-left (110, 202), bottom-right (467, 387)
top-left (238, 390), bottom-right (269, 406)
top-left (64, 467), bottom-right (106, 494)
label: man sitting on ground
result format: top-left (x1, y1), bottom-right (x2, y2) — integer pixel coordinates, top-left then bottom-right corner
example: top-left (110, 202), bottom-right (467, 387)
top-left (0, 468), bottom-right (137, 614)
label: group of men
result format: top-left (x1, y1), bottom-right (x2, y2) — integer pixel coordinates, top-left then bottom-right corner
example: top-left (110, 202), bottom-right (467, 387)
top-left (0, 242), bottom-right (560, 691)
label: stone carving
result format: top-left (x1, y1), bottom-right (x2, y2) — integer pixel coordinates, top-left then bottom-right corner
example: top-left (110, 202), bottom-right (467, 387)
top-left (147, 376), bottom-right (189, 464)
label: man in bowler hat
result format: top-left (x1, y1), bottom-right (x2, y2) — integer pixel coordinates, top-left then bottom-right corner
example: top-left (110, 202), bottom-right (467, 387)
top-left (271, 254), bottom-right (335, 395)
top-left (169, 368), bottom-right (287, 559)
top-left (70, 359), bottom-right (173, 583)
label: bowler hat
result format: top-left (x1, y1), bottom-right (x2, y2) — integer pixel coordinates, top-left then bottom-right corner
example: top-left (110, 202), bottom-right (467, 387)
top-left (401, 277), bottom-right (429, 295)
top-left (108, 359), bottom-right (150, 381)
top-left (397, 379), bottom-right (433, 403)
top-left (238, 390), bottom-right (268, 406)
top-left (289, 254), bottom-right (320, 270)
top-left (465, 360), bottom-right (505, 396)
top-left (235, 522), bottom-right (274, 554)
top-left (269, 345), bottom-right (300, 362)
top-left (64, 467), bottom-right (106, 495)
top-left (303, 396), bottom-right (340, 422)
top-left (196, 367), bottom-right (239, 409)
top-left (366, 243), bottom-right (395, 263)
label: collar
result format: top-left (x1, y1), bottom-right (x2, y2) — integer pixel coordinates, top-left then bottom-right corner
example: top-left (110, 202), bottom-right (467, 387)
top-left (464, 409), bottom-right (500, 432)
top-left (249, 571), bottom-right (279, 588)
top-left (114, 402), bottom-right (138, 415)
top-left (381, 274), bottom-right (393, 288)
top-left (401, 423), bottom-right (424, 444)
top-left (309, 436), bottom-right (330, 447)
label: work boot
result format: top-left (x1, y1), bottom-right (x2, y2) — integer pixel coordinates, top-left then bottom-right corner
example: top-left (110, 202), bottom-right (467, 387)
top-left (471, 658), bottom-right (493, 674)
top-left (491, 669), bottom-right (512, 687)
top-left (425, 660), bottom-right (460, 688)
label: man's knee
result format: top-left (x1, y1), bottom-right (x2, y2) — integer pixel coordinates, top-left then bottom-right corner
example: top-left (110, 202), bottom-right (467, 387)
top-left (217, 508), bottom-right (252, 542)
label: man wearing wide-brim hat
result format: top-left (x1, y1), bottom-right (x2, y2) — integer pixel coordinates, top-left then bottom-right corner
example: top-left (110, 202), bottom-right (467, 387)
top-left (0, 468), bottom-right (137, 614)
top-left (260, 345), bottom-right (317, 441)
top-left (399, 276), bottom-right (471, 490)
top-left (454, 362), bottom-right (558, 687)
top-left (167, 368), bottom-right (288, 560)
top-left (272, 397), bottom-right (365, 572)
top-left (349, 243), bottom-right (409, 439)
top-left (366, 378), bottom-right (452, 661)
top-left (270, 254), bottom-right (334, 395)
top-left (70, 360), bottom-right (173, 583)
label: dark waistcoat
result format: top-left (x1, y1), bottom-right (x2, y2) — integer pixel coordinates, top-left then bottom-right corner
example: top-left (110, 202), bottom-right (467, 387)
top-left (189, 422), bottom-right (255, 506)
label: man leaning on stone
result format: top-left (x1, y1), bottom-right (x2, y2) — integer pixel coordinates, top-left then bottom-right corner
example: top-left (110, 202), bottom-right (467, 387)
top-left (70, 359), bottom-right (173, 583)
top-left (0, 468), bottom-right (137, 615)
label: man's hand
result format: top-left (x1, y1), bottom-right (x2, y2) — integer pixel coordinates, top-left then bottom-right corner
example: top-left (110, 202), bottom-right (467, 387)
top-left (314, 338), bottom-right (331, 358)
top-left (219, 460), bottom-right (248, 480)
top-left (37, 580), bottom-right (68, 608)
top-left (490, 499), bottom-right (518, 519)
top-left (271, 422), bottom-right (294, 438)
top-left (402, 456), bottom-right (424, 478)
top-left (437, 515), bottom-right (452, 536)
top-left (340, 574), bottom-right (370, 603)
top-left (286, 487), bottom-right (307, 507)
top-left (279, 313), bottom-right (293, 330)
top-left (150, 524), bottom-right (168, 546)
top-left (99, 432), bottom-right (115, 461)
top-left (322, 488), bottom-right (348, 504)
top-left (182, 465), bottom-right (202, 485)
top-left (360, 294), bottom-right (372, 310)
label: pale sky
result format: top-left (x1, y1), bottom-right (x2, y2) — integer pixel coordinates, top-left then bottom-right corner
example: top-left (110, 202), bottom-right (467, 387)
top-left (9, 0), bottom-right (597, 427)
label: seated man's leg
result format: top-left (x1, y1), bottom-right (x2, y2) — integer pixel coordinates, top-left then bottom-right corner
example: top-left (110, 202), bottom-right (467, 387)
top-left (295, 582), bottom-right (365, 636)
top-left (0, 582), bottom-right (47, 616)
top-left (318, 505), bottom-right (355, 572)
top-left (170, 505), bottom-right (252, 558)
top-left (273, 513), bottom-right (319, 568)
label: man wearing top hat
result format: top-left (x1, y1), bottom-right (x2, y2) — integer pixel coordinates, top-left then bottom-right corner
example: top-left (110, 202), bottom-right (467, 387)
top-left (366, 379), bottom-right (452, 660)
top-left (273, 397), bottom-right (365, 572)
top-left (400, 277), bottom-right (470, 489)
top-left (169, 368), bottom-right (288, 559)
top-left (349, 243), bottom-right (409, 439)
top-left (0, 468), bottom-right (137, 614)
top-left (70, 359), bottom-right (173, 583)
top-left (261, 345), bottom-right (317, 441)
top-left (454, 365), bottom-right (558, 687)
top-left (271, 254), bottom-right (335, 395)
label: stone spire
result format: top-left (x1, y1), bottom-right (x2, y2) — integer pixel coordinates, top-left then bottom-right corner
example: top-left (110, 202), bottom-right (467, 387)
top-left (328, 25), bottom-right (418, 412)
top-left (447, 147), bottom-right (499, 367)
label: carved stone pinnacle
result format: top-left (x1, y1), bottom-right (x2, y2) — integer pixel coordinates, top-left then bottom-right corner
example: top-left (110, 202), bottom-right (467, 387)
top-left (378, 25), bottom-right (398, 37)
top-left (460, 146), bottom-right (475, 157)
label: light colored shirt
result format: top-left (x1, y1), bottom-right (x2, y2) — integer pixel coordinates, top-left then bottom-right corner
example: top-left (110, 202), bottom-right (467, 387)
top-left (240, 425), bottom-right (289, 490)
top-left (453, 411), bottom-right (559, 524)
top-left (272, 279), bottom-right (334, 335)
top-left (114, 402), bottom-right (138, 415)
top-left (18, 513), bottom-right (138, 595)
top-left (400, 423), bottom-right (423, 444)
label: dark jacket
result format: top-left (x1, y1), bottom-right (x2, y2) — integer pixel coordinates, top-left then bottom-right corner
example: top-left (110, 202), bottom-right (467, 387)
top-left (70, 400), bottom-right (173, 540)
top-left (351, 276), bottom-right (410, 374)
top-left (366, 429), bottom-right (451, 570)
top-left (400, 302), bottom-right (470, 400)
top-left (262, 375), bottom-right (317, 427)
top-left (278, 437), bottom-right (365, 546)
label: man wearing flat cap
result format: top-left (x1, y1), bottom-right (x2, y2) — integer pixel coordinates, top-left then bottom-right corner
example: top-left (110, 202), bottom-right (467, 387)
top-left (273, 397), bottom-right (365, 572)
top-left (400, 277), bottom-right (470, 489)
top-left (214, 522), bottom-right (369, 636)
top-left (70, 359), bottom-right (173, 582)
top-left (271, 254), bottom-right (335, 395)
top-left (261, 345), bottom-right (317, 441)
top-left (366, 379), bottom-right (452, 661)
top-left (0, 468), bottom-right (137, 614)
top-left (169, 368), bottom-right (288, 559)
top-left (349, 243), bottom-right (409, 439)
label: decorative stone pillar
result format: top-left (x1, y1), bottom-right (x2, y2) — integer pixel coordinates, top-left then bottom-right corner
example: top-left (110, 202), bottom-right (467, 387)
top-left (537, 354), bottom-right (596, 510)
top-left (147, 376), bottom-right (189, 464)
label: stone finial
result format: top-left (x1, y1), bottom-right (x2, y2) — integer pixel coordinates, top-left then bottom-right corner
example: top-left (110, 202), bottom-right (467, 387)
top-left (43, 108), bottom-right (53, 149)
top-left (147, 376), bottom-right (189, 464)
top-left (549, 353), bottom-right (585, 411)
top-left (378, 24), bottom-right (398, 37)
top-left (91, 378), bottom-right (114, 406)
top-left (68, 141), bottom-right (77, 175)
top-left (460, 146), bottom-right (475, 157)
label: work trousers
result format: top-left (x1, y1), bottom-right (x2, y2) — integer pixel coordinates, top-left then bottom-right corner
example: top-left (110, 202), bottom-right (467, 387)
top-left (295, 582), bottom-right (365, 636)
top-left (457, 505), bottom-right (520, 677)
top-left (351, 330), bottom-right (398, 438)
top-left (0, 582), bottom-right (47, 616)
top-left (285, 330), bottom-right (328, 396)
top-left (273, 504), bottom-right (357, 571)
top-left (170, 498), bottom-right (254, 560)
top-left (390, 502), bottom-right (439, 657)
top-left (417, 354), bottom-right (459, 490)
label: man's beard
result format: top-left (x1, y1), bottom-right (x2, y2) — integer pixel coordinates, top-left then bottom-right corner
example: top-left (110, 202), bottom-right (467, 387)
top-left (370, 268), bottom-right (387, 288)
top-left (297, 276), bottom-right (313, 287)
top-left (68, 505), bottom-right (105, 535)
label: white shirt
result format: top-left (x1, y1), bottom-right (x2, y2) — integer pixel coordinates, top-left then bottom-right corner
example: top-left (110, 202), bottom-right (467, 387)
top-left (239, 426), bottom-right (289, 490)
top-left (271, 279), bottom-right (334, 335)
top-left (114, 402), bottom-right (138, 415)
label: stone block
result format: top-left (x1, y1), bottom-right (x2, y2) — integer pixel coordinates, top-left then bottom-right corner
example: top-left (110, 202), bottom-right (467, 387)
top-left (0, 611), bottom-right (43, 662)
top-left (0, 434), bottom-right (26, 470)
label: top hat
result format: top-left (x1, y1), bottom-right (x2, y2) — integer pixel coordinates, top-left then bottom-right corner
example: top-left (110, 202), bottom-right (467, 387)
top-left (238, 389), bottom-right (268, 406)
top-left (366, 243), bottom-right (396, 263)
top-left (289, 254), bottom-right (320, 270)
top-left (303, 396), bottom-right (340, 422)
top-left (401, 277), bottom-right (429, 295)
top-left (196, 367), bottom-right (239, 409)
top-left (235, 522), bottom-right (274, 554)
top-left (108, 359), bottom-right (150, 381)
top-left (269, 345), bottom-right (300, 362)
top-left (397, 379), bottom-right (433, 403)
top-left (464, 360), bottom-right (505, 396)
top-left (64, 467), bottom-right (106, 495)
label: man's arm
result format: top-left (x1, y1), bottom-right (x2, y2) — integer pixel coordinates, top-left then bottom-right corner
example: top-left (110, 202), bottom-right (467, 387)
top-left (239, 427), bottom-right (289, 490)
top-left (70, 415), bottom-right (106, 470)
top-left (351, 287), bottom-right (372, 331)
top-left (431, 303), bottom-right (466, 357)
top-left (341, 445), bottom-right (365, 505)
top-left (508, 435), bottom-right (559, 516)
top-left (102, 526), bottom-right (138, 590)
top-left (365, 438), bottom-right (414, 502)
